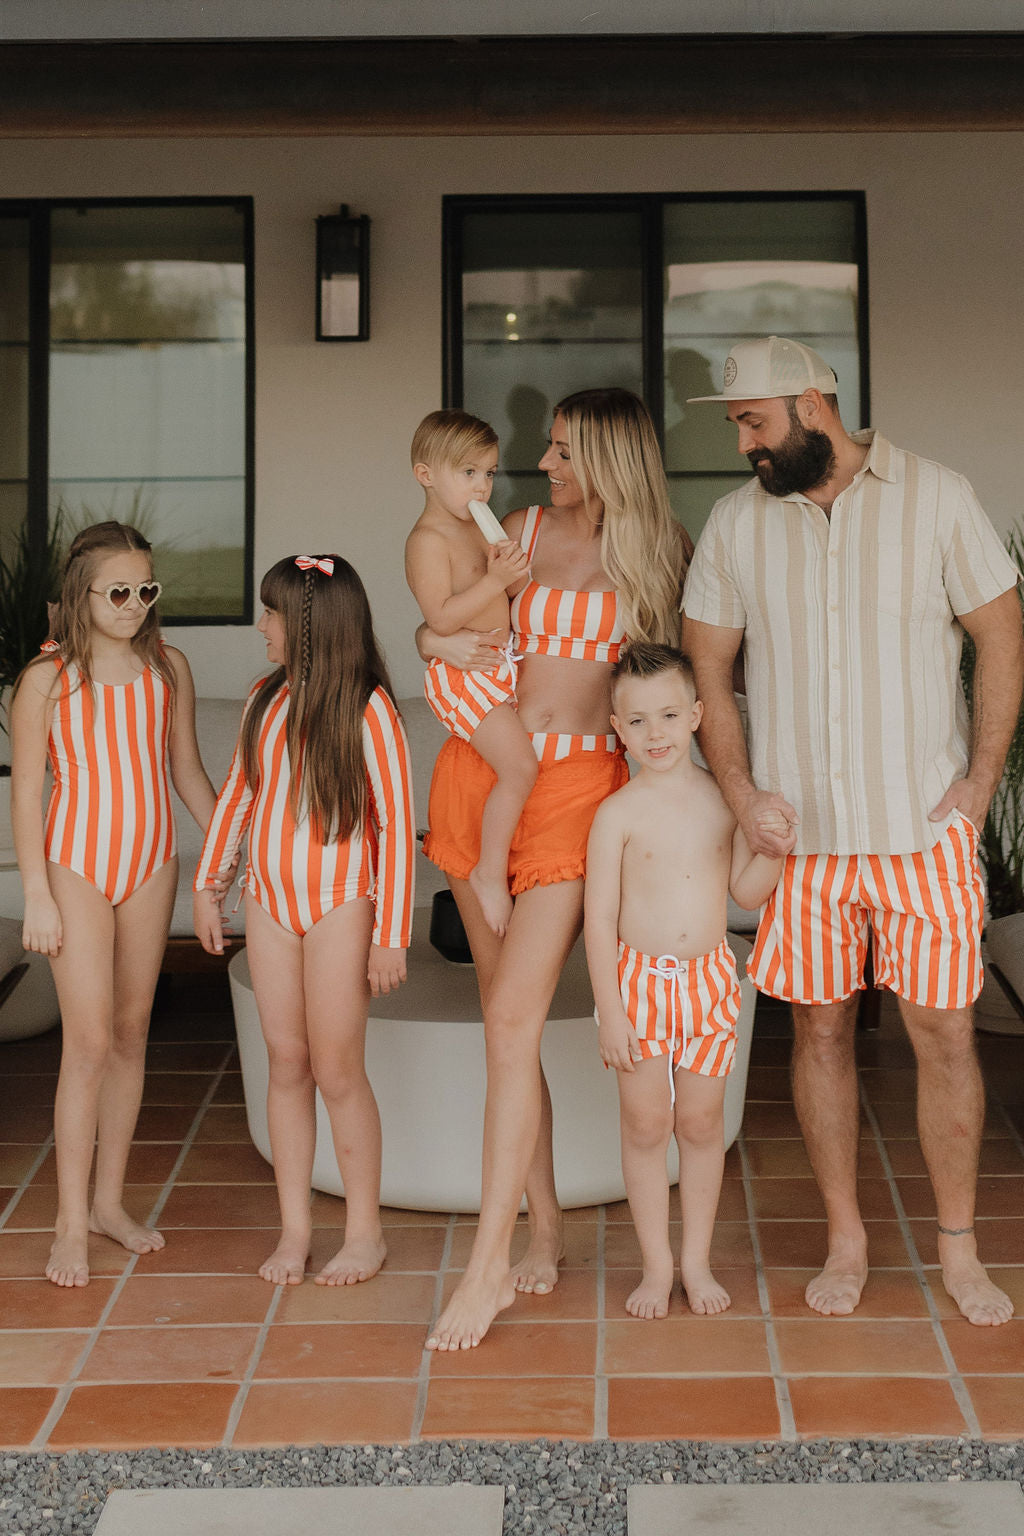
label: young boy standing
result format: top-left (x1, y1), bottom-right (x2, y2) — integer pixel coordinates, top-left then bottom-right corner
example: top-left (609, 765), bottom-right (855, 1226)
top-left (405, 410), bottom-right (537, 937)
top-left (585, 642), bottom-right (795, 1318)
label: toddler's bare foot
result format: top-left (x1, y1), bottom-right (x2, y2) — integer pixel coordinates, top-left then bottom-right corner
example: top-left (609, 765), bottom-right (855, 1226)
top-left (941, 1247), bottom-right (1014, 1326)
top-left (468, 866), bottom-right (513, 937)
top-left (259, 1231), bottom-right (310, 1286)
top-left (426, 1268), bottom-right (516, 1350)
top-left (315, 1235), bottom-right (387, 1286)
top-left (681, 1262), bottom-right (731, 1316)
top-left (511, 1227), bottom-right (564, 1294)
top-left (805, 1244), bottom-right (868, 1316)
top-left (90, 1205), bottom-right (165, 1256)
top-left (626, 1262), bottom-right (674, 1319)
top-left (46, 1230), bottom-right (90, 1288)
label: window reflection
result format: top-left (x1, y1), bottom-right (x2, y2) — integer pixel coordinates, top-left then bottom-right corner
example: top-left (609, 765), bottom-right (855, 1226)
top-left (48, 203), bottom-right (248, 619)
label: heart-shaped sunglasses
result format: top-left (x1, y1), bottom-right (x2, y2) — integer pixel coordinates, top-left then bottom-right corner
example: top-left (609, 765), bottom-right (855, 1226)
top-left (89, 581), bottom-right (162, 611)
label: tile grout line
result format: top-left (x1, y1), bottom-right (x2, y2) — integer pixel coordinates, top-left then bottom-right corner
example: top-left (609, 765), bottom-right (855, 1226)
top-left (221, 1279), bottom-right (285, 1446)
top-left (593, 1203), bottom-right (607, 1440)
top-left (409, 1210), bottom-right (457, 1441)
top-left (859, 1086), bottom-right (982, 1438)
top-left (993, 1096), bottom-right (1024, 1161)
top-left (143, 1044), bottom-right (241, 1229)
top-left (737, 1130), bottom-right (796, 1441)
top-left (29, 1043), bottom-right (239, 1452)
top-left (0, 1135), bottom-right (55, 1229)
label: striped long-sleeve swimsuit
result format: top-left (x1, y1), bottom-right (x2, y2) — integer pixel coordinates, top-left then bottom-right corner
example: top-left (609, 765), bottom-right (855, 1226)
top-left (195, 682), bottom-right (415, 945)
top-left (44, 656), bottom-right (177, 905)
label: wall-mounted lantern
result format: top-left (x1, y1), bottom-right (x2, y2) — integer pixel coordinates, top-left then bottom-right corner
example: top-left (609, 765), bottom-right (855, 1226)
top-left (315, 205), bottom-right (370, 341)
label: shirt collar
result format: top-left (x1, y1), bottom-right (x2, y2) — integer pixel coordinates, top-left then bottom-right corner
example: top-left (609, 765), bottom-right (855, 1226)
top-left (850, 428), bottom-right (897, 484)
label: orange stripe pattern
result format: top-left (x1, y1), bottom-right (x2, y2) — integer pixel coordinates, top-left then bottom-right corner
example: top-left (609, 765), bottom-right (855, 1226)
top-left (511, 505), bottom-right (625, 664)
top-left (610, 938), bottom-right (740, 1079)
top-left (749, 814), bottom-right (985, 1008)
top-left (423, 655), bottom-right (516, 742)
top-left (195, 683), bottom-right (415, 945)
top-left (44, 658), bottom-right (176, 906)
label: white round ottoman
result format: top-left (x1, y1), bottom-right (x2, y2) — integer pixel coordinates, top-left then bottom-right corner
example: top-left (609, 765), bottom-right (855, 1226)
top-left (228, 912), bottom-right (757, 1212)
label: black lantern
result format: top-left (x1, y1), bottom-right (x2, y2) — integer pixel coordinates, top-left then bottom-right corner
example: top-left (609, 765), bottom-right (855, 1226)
top-left (315, 205), bottom-right (370, 341)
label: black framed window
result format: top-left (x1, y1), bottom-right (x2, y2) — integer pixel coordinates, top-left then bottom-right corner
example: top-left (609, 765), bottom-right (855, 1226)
top-left (444, 192), bottom-right (868, 538)
top-left (0, 197), bottom-right (254, 623)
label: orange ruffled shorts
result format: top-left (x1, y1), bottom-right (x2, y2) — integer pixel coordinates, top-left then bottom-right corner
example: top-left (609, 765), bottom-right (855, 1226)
top-left (423, 731), bottom-right (628, 895)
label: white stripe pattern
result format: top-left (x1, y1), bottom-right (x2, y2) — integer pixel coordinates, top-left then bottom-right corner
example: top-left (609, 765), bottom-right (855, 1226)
top-left (195, 682), bottom-right (414, 946)
top-left (683, 431), bottom-right (1020, 854)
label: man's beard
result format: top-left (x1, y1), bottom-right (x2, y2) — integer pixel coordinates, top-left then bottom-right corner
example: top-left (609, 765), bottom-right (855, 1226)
top-left (749, 417), bottom-right (836, 496)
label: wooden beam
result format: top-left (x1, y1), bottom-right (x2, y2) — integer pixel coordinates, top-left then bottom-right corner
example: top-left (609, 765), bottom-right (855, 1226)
top-left (0, 34), bottom-right (1022, 135)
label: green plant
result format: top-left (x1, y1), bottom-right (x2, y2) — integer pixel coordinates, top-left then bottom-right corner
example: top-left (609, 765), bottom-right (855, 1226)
top-left (0, 514), bottom-right (65, 736)
top-left (960, 525), bottom-right (1024, 919)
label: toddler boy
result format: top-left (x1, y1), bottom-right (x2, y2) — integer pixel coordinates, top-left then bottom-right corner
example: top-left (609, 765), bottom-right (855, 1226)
top-left (405, 410), bottom-right (536, 936)
top-left (585, 642), bottom-right (795, 1317)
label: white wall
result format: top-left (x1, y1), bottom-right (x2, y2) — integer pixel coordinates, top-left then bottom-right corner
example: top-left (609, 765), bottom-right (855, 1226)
top-left (2, 131), bottom-right (1021, 696)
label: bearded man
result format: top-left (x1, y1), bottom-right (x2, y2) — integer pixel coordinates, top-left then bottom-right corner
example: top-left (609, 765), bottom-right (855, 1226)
top-left (682, 335), bottom-right (1023, 1326)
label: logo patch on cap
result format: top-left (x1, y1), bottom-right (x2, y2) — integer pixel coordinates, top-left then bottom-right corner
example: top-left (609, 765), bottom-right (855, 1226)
top-left (723, 356), bottom-right (738, 387)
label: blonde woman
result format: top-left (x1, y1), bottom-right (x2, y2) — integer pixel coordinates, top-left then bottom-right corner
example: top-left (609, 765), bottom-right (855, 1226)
top-left (420, 387), bottom-right (693, 1349)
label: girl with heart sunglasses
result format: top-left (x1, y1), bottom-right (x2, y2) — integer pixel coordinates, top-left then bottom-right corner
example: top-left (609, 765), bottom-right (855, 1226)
top-left (10, 520), bottom-right (221, 1288)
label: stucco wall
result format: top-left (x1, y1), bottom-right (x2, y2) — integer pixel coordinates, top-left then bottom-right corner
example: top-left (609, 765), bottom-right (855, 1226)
top-left (2, 132), bottom-right (1021, 696)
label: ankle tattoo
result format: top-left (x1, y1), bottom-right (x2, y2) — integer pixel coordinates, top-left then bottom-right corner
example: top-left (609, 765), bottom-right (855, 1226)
top-left (937, 1222), bottom-right (975, 1236)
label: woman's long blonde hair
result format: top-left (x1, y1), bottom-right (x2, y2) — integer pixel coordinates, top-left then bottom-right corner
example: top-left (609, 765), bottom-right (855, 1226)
top-left (15, 520), bottom-right (175, 699)
top-left (241, 556), bottom-right (395, 842)
top-left (556, 389), bottom-right (692, 646)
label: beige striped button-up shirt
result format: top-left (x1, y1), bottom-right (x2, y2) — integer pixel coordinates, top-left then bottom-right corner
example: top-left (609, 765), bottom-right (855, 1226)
top-left (683, 430), bottom-right (1019, 855)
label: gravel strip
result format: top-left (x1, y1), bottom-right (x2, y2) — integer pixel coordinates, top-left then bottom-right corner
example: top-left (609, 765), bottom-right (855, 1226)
top-left (3, 1441), bottom-right (1023, 1535)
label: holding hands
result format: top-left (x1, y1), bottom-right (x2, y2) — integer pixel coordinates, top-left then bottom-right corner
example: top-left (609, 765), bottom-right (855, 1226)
top-left (738, 789), bottom-right (799, 858)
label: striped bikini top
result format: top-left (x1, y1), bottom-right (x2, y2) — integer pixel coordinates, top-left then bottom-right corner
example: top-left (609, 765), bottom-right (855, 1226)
top-left (509, 505), bottom-right (626, 663)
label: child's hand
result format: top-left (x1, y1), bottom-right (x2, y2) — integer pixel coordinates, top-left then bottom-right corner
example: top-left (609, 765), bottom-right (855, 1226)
top-left (22, 894), bottom-right (62, 957)
top-left (759, 809), bottom-right (792, 836)
top-left (193, 888), bottom-right (230, 956)
top-left (368, 943), bottom-right (407, 997)
top-left (598, 1008), bottom-right (642, 1073)
top-left (487, 538), bottom-right (530, 590)
top-left (210, 851), bottom-right (241, 899)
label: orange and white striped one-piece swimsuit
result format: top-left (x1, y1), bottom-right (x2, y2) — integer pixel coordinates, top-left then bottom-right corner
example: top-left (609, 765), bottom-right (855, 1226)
top-left (44, 655), bottom-right (177, 906)
top-left (195, 682), bottom-right (415, 945)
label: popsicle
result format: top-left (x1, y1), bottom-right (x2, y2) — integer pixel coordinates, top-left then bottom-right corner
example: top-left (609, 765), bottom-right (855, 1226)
top-left (468, 499), bottom-right (508, 546)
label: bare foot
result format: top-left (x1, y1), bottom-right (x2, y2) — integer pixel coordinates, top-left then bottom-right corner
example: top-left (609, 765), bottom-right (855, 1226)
top-left (626, 1262), bottom-right (674, 1319)
top-left (942, 1254), bottom-right (1014, 1326)
top-left (46, 1230), bottom-right (90, 1288)
top-left (426, 1268), bottom-right (517, 1350)
top-left (90, 1205), bottom-right (165, 1256)
top-left (681, 1263), bottom-right (731, 1316)
top-left (805, 1249), bottom-right (868, 1316)
top-left (315, 1235), bottom-right (386, 1286)
top-left (259, 1231), bottom-right (310, 1286)
top-left (468, 866), bottom-right (513, 937)
top-left (511, 1228), bottom-right (564, 1294)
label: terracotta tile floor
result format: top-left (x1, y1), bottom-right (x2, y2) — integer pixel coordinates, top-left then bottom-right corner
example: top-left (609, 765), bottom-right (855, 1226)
top-left (2, 972), bottom-right (1024, 1449)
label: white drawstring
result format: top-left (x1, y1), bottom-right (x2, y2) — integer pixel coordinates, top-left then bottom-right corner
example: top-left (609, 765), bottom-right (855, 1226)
top-left (654, 954), bottom-right (687, 1106)
top-left (502, 633), bottom-right (524, 690)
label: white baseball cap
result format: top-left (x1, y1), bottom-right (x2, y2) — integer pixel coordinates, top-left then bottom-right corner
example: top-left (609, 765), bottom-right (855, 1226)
top-left (687, 335), bottom-right (838, 402)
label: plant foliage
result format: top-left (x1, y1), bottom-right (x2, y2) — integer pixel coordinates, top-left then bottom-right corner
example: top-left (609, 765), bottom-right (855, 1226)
top-left (0, 516), bottom-right (65, 733)
top-left (960, 525), bottom-right (1024, 919)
